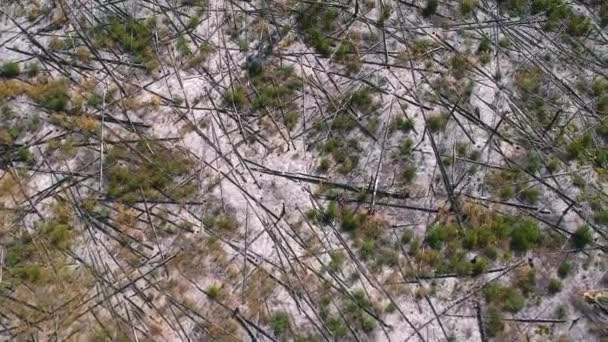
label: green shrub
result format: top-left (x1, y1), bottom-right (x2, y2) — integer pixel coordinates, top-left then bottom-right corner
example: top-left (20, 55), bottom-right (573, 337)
top-left (30, 80), bottom-right (70, 111)
top-left (477, 36), bottom-right (492, 55)
top-left (315, 201), bottom-right (338, 225)
top-left (593, 150), bottom-right (608, 168)
top-left (284, 111), bottom-right (299, 130)
top-left (485, 307), bottom-right (504, 337)
top-left (318, 157), bottom-right (331, 172)
top-left (96, 16), bottom-right (158, 71)
top-left (519, 187), bottom-right (540, 204)
top-left (557, 261), bottom-right (571, 278)
top-left (593, 78), bottom-right (608, 115)
top-left (349, 88), bottom-right (378, 113)
top-left (425, 224), bottom-right (459, 250)
top-left (206, 285), bottom-right (222, 300)
top-left (472, 257), bottom-right (489, 275)
top-left (326, 318), bottom-right (348, 337)
top-left (330, 111), bottom-right (357, 132)
top-left (593, 209), bottom-right (608, 225)
top-left (297, 3), bottom-right (338, 57)
top-left (498, 37), bottom-right (511, 48)
top-left (319, 137), bottom-right (361, 174)
top-left (45, 223), bottom-right (72, 249)
top-left (252, 71), bottom-right (299, 109)
top-left (27, 62), bottom-right (39, 78)
top-left (565, 134), bottom-right (592, 161)
top-left (515, 66), bottom-right (543, 96)
top-left (532, 0), bottom-right (570, 31)
top-left (601, 2), bottom-right (608, 27)
top-left (460, 0), bottom-right (479, 16)
top-left (592, 148), bottom-right (607, 169)
top-left (399, 137), bottom-right (414, 158)
top-left (203, 210), bottom-right (239, 232)
top-left (270, 311), bottom-right (290, 337)
top-left (456, 143), bottom-right (469, 157)
top-left (410, 39), bottom-right (435, 58)
top-left (400, 165), bottom-right (417, 184)
top-left (567, 14), bottom-right (591, 36)
top-left (187, 15), bottom-right (201, 30)
top-left (449, 54), bottom-right (468, 79)
top-left (409, 238), bottom-right (421, 255)
top-left (15, 147), bottom-right (33, 163)
top-left (598, 95), bottom-right (608, 116)
top-left (340, 209), bottom-right (365, 232)
top-left (16, 264), bottom-right (43, 283)
top-left (334, 39), bottom-right (361, 73)
top-left (105, 143), bottom-right (194, 202)
top-left (176, 35), bottom-right (192, 56)
top-left (329, 251), bottom-right (345, 272)
top-left (524, 152), bottom-right (541, 173)
top-left (547, 278), bottom-right (562, 294)
top-left (484, 283), bottom-right (525, 313)
top-left (422, 0), bottom-right (438, 17)
top-left (5, 238), bottom-right (35, 268)
top-left (214, 213), bottom-right (239, 231)
top-left (87, 93), bottom-right (103, 108)
top-left (308, 29), bottom-right (332, 57)
top-left (378, 2), bottom-right (392, 25)
top-left (503, 0), bottom-right (527, 15)
top-left (443, 253), bottom-right (473, 275)
top-left (571, 225), bottom-right (592, 248)
top-left (592, 77), bottom-right (608, 97)
top-left (188, 44), bottom-right (215, 67)
top-left (224, 86), bottom-right (248, 108)
top-left (374, 247), bottom-right (398, 268)
top-left (546, 157), bottom-right (560, 173)
top-left (384, 302), bottom-right (397, 313)
top-left (245, 66), bottom-right (301, 131)
top-left (555, 305), bottom-right (568, 319)
top-left (343, 290), bottom-right (378, 333)
top-left (295, 334), bottom-right (322, 342)
top-left (483, 246), bottom-right (498, 260)
top-left (390, 116), bottom-right (414, 133)
top-left (509, 218), bottom-right (541, 253)
top-left (400, 230), bottom-right (414, 244)
top-left (1, 62), bottom-right (20, 78)
top-left (427, 113), bottom-right (448, 132)
top-left (514, 268), bottom-right (536, 295)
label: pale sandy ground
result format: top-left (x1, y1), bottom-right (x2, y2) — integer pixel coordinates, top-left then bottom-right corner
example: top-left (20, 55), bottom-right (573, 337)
top-left (0, 0), bottom-right (606, 340)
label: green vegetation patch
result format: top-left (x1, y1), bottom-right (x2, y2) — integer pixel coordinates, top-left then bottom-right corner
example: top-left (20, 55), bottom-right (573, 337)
top-left (224, 65), bottom-right (302, 131)
top-left (4, 204), bottom-right (75, 286)
top-left (592, 77), bottom-right (608, 116)
top-left (203, 207), bottom-right (239, 234)
top-left (270, 311), bottom-right (291, 337)
top-left (308, 203), bottom-right (396, 271)
top-left (0, 62), bottom-right (20, 78)
top-left (513, 65), bottom-right (558, 126)
top-left (571, 225), bottom-right (592, 249)
top-left (487, 168), bottom-right (542, 204)
top-left (532, 0), bottom-right (590, 35)
top-left (319, 289), bottom-right (382, 336)
top-left (484, 282), bottom-right (526, 313)
top-left (94, 16), bottom-right (159, 71)
top-left (296, 3), bottom-right (339, 57)
top-left (315, 87), bottom-right (381, 138)
top-left (417, 207), bottom-right (544, 277)
top-left (318, 137), bottom-right (362, 174)
top-left (105, 142), bottom-right (196, 203)
top-left (29, 79), bottom-right (70, 112)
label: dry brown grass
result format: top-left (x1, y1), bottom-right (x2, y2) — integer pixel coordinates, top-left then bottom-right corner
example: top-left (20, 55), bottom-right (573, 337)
top-left (74, 115), bottom-right (98, 132)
